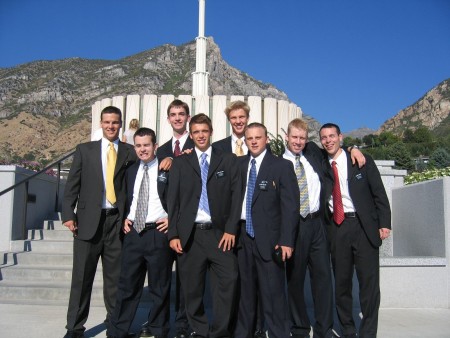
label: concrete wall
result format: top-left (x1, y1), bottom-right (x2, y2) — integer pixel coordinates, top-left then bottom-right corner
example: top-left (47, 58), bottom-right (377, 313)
top-left (91, 95), bottom-right (303, 142)
top-left (0, 166), bottom-right (64, 252)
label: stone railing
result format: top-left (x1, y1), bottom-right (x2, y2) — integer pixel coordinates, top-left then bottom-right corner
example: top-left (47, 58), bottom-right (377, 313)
top-left (91, 94), bottom-right (303, 142)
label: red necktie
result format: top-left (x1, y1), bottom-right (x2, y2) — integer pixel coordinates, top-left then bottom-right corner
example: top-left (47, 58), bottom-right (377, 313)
top-left (332, 161), bottom-right (345, 225)
top-left (174, 140), bottom-right (182, 157)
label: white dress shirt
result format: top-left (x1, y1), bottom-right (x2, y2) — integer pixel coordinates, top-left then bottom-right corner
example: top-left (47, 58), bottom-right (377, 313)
top-left (241, 149), bottom-right (267, 220)
top-left (328, 151), bottom-right (355, 213)
top-left (101, 137), bottom-right (119, 209)
top-left (127, 158), bottom-right (167, 223)
top-left (194, 146), bottom-right (213, 223)
top-left (172, 131), bottom-right (190, 153)
top-left (283, 148), bottom-right (321, 214)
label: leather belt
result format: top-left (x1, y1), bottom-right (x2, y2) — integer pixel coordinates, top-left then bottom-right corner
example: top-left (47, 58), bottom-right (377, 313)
top-left (344, 212), bottom-right (357, 218)
top-left (139, 222), bottom-right (157, 235)
top-left (194, 222), bottom-right (212, 230)
top-left (300, 211), bottom-right (321, 221)
top-left (102, 208), bottom-right (118, 216)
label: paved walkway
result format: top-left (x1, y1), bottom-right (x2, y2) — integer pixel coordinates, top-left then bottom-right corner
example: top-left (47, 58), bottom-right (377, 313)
top-left (1, 303), bottom-right (450, 337)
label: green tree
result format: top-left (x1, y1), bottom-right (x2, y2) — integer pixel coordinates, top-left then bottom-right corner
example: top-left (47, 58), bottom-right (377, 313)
top-left (402, 129), bottom-right (415, 143)
top-left (413, 126), bottom-right (433, 143)
top-left (363, 134), bottom-right (380, 148)
top-left (429, 148), bottom-right (450, 168)
top-left (385, 142), bottom-right (414, 171)
top-left (379, 131), bottom-right (400, 147)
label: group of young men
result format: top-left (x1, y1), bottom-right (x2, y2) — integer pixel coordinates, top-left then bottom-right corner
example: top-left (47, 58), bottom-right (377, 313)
top-left (62, 99), bottom-right (391, 338)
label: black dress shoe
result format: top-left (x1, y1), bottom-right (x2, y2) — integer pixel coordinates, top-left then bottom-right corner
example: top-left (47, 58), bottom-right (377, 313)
top-left (189, 332), bottom-right (206, 338)
top-left (63, 330), bottom-right (85, 338)
top-left (175, 329), bottom-right (188, 338)
top-left (254, 330), bottom-right (266, 338)
top-left (140, 326), bottom-right (152, 337)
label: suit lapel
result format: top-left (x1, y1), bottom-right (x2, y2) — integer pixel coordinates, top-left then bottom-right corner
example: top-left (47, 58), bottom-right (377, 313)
top-left (208, 148), bottom-right (222, 181)
top-left (115, 141), bottom-right (130, 176)
top-left (346, 151), bottom-right (357, 183)
top-left (187, 152), bottom-right (201, 177)
top-left (252, 152), bottom-right (272, 204)
top-left (92, 140), bottom-right (103, 183)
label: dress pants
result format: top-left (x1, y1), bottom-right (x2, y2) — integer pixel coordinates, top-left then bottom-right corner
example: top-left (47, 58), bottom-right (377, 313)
top-left (173, 256), bottom-right (190, 333)
top-left (178, 227), bottom-right (238, 338)
top-left (287, 217), bottom-right (334, 338)
top-left (235, 232), bottom-right (291, 338)
top-left (66, 212), bottom-right (122, 334)
top-left (107, 227), bottom-right (172, 337)
top-left (328, 217), bottom-right (380, 338)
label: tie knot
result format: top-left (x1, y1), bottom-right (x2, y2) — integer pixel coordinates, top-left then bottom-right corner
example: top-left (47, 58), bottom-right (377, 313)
top-left (201, 152), bottom-right (208, 163)
top-left (175, 140), bottom-right (180, 145)
top-left (109, 142), bottom-right (114, 149)
top-left (332, 161), bottom-right (337, 167)
top-left (295, 155), bottom-right (300, 161)
top-left (236, 139), bottom-right (243, 146)
top-left (251, 158), bottom-right (256, 166)
top-left (143, 164), bottom-right (148, 172)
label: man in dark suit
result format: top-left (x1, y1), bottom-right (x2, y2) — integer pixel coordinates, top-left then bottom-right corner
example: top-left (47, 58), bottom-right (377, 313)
top-left (107, 128), bottom-right (172, 338)
top-left (168, 113), bottom-right (242, 338)
top-left (156, 99), bottom-right (194, 161)
top-left (284, 119), bottom-right (366, 338)
top-left (212, 100), bottom-right (249, 155)
top-left (234, 122), bottom-right (299, 338)
top-left (62, 106), bottom-right (137, 338)
top-left (320, 123), bottom-right (391, 338)
top-left (155, 99), bottom-right (193, 338)
top-left (212, 100), bottom-right (266, 338)
top-left (283, 118), bottom-right (335, 338)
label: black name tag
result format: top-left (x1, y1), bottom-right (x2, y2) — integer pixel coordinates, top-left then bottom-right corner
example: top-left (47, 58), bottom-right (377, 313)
top-left (157, 172), bottom-right (168, 183)
top-left (216, 170), bottom-right (225, 178)
top-left (259, 180), bottom-right (268, 191)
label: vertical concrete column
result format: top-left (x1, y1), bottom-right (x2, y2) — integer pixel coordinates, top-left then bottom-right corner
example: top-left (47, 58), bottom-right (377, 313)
top-left (211, 95), bottom-right (227, 142)
top-left (263, 98), bottom-right (278, 138)
top-left (112, 96), bottom-right (125, 139)
top-left (159, 95), bottom-right (176, 144)
top-left (178, 95), bottom-right (193, 114)
top-left (194, 95), bottom-right (210, 116)
top-left (125, 94), bottom-right (141, 131)
top-left (101, 98), bottom-right (112, 110)
top-left (91, 101), bottom-right (102, 140)
top-left (142, 94), bottom-right (158, 130)
top-left (248, 96), bottom-right (262, 124)
top-left (230, 95), bottom-right (245, 103)
top-left (277, 100), bottom-right (290, 137)
top-left (288, 103), bottom-right (298, 122)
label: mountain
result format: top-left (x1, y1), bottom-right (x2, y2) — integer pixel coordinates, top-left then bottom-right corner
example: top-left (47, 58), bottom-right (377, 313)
top-left (378, 79), bottom-right (450, 135)
top-left (343, 127), bottom-right (376, 139)
top-left (0, 37), bottom-right (301, 163)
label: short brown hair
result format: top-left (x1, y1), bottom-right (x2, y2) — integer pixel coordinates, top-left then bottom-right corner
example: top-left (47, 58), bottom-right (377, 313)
top-left (245, 122), bottom-right (267, 136)
top-left (189, 113), bottom-right (213, 133)
top-left (225, 100), bottom-right (250, 119)
top-left (167, 99), bottom-right (190, 117)
top-left (100, 106), bottom-right (122, 122)
top-left (287, 118), bottom-right (308, 135)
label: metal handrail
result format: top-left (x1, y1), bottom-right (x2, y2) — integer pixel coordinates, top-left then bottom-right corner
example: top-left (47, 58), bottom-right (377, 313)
top-left (0, 149), bottom-right (76, 202)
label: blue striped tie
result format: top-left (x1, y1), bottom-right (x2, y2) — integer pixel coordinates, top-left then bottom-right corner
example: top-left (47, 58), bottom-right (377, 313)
top-left (199, 153), bottom-right (210, 215)
top-left (246, 159), bottom-right (256, 237)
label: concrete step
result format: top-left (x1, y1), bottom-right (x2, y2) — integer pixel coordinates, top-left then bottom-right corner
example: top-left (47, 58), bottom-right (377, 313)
top-left (28, 228), bottom-right (73, 240)
top-left (3, 251), bottom-right (74, 266)
top-left (43, 219), bottom-right (65, 230)
top-left (0, 279), bottom-right (153, 306)
top-left (10, 239), bottom-right (74, 254)
top-left (1, 264), bottom-right (74, 281)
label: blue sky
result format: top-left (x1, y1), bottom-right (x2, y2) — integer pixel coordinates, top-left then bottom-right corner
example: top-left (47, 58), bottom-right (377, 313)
top-left (1, 0), bottom-right (449, 132)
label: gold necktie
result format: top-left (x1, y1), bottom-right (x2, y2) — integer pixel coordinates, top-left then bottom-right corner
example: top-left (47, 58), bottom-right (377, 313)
top-left (235, 139), bottom-right (244, 156)
top-left (106, 142), bottom-right (117, 205)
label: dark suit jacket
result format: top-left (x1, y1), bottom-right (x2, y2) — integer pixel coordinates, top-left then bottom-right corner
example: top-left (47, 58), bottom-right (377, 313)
top-left (62, 140), bottom-right (137, 240)
top-left (301, 141), bottom-right (333, 216)
top-left (212, 135), bottom-right (271, 154)
top-left (240, 152), bottom-right (300, 261)
top-left (156, 136), bottom-right (195, 162)
top-left (167, 147), bottom-right (242, 248)
top-left (212, 136), bottom-right (233, 153)
top-left (124, 161), bottom-right (169, 217)
top-left (322, 150), bottom-right (391, 247)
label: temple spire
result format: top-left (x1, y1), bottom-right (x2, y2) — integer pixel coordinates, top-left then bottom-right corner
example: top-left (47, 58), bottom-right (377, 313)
top-left (192, 0), bottom-right (209, 96)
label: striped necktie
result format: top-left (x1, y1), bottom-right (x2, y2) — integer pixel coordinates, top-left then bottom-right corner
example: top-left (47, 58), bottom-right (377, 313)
top-left (199, 153), bottom-right (210, 215)
top-left (235, 139), bottom-right (244, 156)
top-left (332, 161), bottom-right (345, 225)
top-left (295, 155), bottom-right (310, 218)
top-left (134, 164), bottom-right (149, 233)
top-left (245, 159), bottom-right (257, 237)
